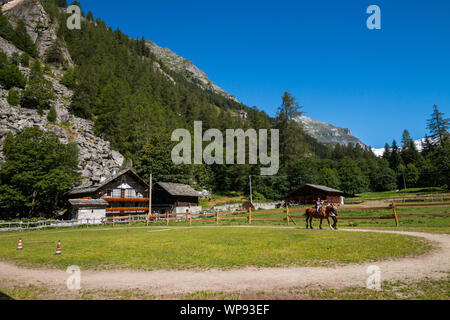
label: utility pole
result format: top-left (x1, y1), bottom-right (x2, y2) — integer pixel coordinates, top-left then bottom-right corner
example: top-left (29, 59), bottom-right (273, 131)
top-left (402, 170), bottom-right (407, 190)
top-left (249, 175), bottom-right (253, 204)
top-left (149, 173), bottom-right (153, 217)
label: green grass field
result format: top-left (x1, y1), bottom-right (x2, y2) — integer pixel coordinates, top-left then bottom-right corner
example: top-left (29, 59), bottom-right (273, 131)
top-left (349, 187), bottom-right (449, 200)
top-left (0, 227), bottom-right (432, 271)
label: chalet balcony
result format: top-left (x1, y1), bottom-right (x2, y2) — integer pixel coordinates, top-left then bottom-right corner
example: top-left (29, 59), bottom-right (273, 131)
top-left (106, 207), bottom-right (149, 213)
top-left (103, 198), bottom-right (150, 202)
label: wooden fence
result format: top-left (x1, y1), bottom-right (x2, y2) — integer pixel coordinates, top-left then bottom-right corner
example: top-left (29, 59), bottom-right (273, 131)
top-left (106, 202), bottom-right (450, 228)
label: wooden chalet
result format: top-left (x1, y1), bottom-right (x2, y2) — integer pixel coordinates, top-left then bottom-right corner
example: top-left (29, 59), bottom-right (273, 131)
top-left (69, 169), bottom-right (150, 216)
top-left (284, 184), bottom-right (344, 205)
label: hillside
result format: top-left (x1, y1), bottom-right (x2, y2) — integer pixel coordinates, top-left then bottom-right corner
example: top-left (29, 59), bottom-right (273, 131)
top-left (146, 40), bottom-right (239, 103)
top-left (0, 0), bottom-right (124, 186)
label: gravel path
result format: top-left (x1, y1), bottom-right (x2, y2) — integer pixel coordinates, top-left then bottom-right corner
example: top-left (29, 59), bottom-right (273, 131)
top-left (0, 228), bottom-right (449, 295)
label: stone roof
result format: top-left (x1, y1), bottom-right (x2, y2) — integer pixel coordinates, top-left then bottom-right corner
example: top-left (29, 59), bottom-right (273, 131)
top-left (69, 199), bottom-right (109, 208)
top-left (157, 182), bottom-right (200, 197)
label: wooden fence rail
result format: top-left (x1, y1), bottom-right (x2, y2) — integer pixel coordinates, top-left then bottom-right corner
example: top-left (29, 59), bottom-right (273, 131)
top-left (107, 201), bottom-right (449, 228)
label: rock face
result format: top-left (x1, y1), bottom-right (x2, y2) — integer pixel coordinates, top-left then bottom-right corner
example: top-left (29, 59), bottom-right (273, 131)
top-left (0, 90), bottom-right (125, 184)
top-left (0, 0), bottom-right (123, 184)
top-left (3, 0), bottom-right (73, 66)
top-left (295, 116), bottom-right (366, 147)
top-left (147, 40), bottom-right (239, 103)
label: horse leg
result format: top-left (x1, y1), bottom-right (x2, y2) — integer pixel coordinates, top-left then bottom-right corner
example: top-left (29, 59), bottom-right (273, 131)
top-left (306, 216), bottom-right (309, 229)
top-left (309, 217), bottom-right (313, 229)
top-left (319, 218), bottom-right (323, 230)
top-left (327, 217), bottom-right (333, 230)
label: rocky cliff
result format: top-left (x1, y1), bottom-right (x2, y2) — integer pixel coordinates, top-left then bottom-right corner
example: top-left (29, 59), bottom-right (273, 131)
top-left (3, 0), bottom-right (73, 66)
top-left (0, 0), bottom-right (124, 185)
top-left (295, 115), bottom-right (366, 147)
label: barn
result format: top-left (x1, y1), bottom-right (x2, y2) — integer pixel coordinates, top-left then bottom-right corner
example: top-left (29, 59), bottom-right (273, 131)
top-left (152, 182), bottom-right (202, 214)
top-left (284, 184), bottom-right (344, 205)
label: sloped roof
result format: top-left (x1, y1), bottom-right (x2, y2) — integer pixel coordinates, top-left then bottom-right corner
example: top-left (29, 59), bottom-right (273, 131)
top-left (69, 169), bottom-right (148, 196)
top-left (156, 182), bottom-right (200, 197)
top-left (69, 199), bottom-right (109, 207)
top-left (286, 184), bottom-right (344, 198)
top-left (304, 184), bottom-right (344, 194)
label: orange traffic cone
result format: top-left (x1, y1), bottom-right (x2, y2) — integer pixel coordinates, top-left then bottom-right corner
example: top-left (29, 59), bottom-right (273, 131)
top-left (55, 240), bottom-right (62, 255)
top-left (17, 239), bottom-right (23, 251)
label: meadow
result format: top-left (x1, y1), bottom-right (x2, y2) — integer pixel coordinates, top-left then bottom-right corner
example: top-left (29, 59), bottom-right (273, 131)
top-left (0, 227), bottom-right (432, 271)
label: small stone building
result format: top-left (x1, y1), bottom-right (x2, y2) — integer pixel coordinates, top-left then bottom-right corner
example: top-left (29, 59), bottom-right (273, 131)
top-left (69, 199), bottom-right (109, 224)
top-left (284, 184), bottom-right (344, 205)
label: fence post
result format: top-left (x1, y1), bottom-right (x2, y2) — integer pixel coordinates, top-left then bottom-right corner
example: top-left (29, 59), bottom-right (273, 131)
top-left (286, 204), bottom-right (290, 226)
top-left (129, 215), bottom-right (131, 226)
top-left (216, 210), bottom-right (219, 225)
top-left (392, 202), bottom-right (399, 227)
top-left (166, 212), bottom-right (169, 226)
top-left (146, 213), bottom-right (149, 226)
top-left (249, 207), bottom-right (252, 225)
top-left (189, 211), bottom-right (192, 226)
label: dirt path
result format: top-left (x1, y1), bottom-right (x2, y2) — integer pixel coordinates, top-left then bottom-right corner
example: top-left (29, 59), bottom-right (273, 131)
top-left (0, 228), bottom-right (449, 296)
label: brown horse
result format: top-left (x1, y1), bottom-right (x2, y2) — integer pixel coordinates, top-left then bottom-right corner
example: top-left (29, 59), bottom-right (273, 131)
top-left (305, 205), bottom-right (338, 230)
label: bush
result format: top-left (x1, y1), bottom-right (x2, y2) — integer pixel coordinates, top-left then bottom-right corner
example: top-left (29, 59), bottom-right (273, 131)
top-left (0, 63), bottom-right (26, 89)
top-left (7, 88), bottom-right (19, 106)
top-left (45, 42), bottom-right (64, 64)
top-left (60, 67), bottom-right (77, 89)
top-left (20, 78), bottom-right (54, 111)
top-left (11, 53), bottom-right (20, 65)
top-left (47, 105), bottom-right (57, 122)
top-left (20, 53), bottom-right (30, 67)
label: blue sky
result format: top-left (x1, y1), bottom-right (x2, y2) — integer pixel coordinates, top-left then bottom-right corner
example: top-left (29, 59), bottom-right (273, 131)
top-left (79, 0), bottom-right (450, 148)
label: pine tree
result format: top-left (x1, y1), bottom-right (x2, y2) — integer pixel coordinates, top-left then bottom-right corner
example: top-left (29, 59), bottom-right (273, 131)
top-left (47, 105), bottom-right (57, 123)
top-left (382, 143), bottom-right (391, 160)
top-left (427, 105), bottom-right (449, 145)
top-left (86, 11), bottom-right (94, 21)
top-left (389, 140), bottom-right (403, 171)
top-left (400, 129), bottom-right (421, 165)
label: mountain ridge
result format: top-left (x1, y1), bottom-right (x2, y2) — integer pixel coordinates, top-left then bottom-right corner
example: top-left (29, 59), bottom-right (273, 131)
top-left (146, 40), bottom-right (239, 103)
top-left (294, 115), bottom-right (366, 147)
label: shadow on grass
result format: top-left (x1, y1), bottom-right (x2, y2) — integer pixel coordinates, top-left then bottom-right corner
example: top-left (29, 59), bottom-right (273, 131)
top-left (0, 291), bottom-right (14, 300)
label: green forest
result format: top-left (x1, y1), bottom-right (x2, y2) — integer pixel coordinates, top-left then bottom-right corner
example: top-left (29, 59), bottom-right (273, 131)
top-left (0, 0), bottom-right (448, 218)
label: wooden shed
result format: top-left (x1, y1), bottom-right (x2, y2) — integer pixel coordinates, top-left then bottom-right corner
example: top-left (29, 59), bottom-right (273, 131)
top-left (152, 182), bottom-right (201, 214)
top-left (284, 184), bottom-right (344, 205)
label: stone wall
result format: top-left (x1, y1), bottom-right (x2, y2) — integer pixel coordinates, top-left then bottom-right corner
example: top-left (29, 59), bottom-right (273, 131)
top-left (73, 208), bottom-right (106, 225)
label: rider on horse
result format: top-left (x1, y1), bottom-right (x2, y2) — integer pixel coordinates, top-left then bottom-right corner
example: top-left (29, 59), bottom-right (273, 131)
top-left (315, 198), bottom-right (322, 216)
